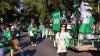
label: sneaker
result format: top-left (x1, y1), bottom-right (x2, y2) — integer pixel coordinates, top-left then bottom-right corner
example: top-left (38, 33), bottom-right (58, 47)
top-left (32, 44), bottom-right (34, 46)
top-left (31, 42), bottom-right (33, 44)
top-left (34, 44), bottom-right (37, 46)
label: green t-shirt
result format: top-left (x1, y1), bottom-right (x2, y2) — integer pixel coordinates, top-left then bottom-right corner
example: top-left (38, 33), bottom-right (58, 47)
top-left (3, 31), bottom-right (12, 40)
top-left (28, 25), bottom-right (37, 37)
top-left (3, 31), bottom-right (12, 51)
top-left (28, 25), bottom-right (33, 32)
top-left (39, 24), bottom-right (45, 31)
top-left (32, 27), bottom-right (37, 35)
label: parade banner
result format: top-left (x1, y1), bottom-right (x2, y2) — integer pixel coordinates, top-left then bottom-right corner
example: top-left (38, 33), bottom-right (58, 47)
top-left (52, 11), bottom-right (61, 32)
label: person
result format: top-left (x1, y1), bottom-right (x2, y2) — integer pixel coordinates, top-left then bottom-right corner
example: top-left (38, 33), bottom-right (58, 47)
top-left (3, 26), bottom-right (13, 56)
top-left (38, 20), bottom-right (44, 40)
top-left (44, 25), bottom-right (49, 39)
top-left (11, 23), bottom-right (21, 51)
top-left (48, 27), bottom-right (54, 41)
top-left (55, 23), bottom-right (71, 56)
top-left (91, 24), bottom-right (96, 34)
top-left (11, 23), bottom-right (19, 40)
top-left (70, 18), bottom-right (78, 39)
top-left (28, 22), bottom-right (37, 46)
top-left (0, 25), bottom-right (4, 56)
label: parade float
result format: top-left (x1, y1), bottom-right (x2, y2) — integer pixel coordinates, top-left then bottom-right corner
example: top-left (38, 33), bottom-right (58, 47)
top-left (69, 1), bottom-right (100, 51)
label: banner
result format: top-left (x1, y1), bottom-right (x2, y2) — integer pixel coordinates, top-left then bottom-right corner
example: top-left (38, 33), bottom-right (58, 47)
top-left (52, 11), bottom-right (61, 32)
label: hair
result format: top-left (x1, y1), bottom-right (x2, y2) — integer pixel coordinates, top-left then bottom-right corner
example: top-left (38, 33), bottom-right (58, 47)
top-left (59, 23), bottom-right (67, 36)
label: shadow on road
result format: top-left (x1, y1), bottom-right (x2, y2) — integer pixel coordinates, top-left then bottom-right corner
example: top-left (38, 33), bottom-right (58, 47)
top-left (20, 42), bottom-right (30, 49)
top-left (36, 37), bottom-right (45, 44)
top-left (20, 35), bottom-right (28, 38)
top-left (68, 48), bottom-right (83, 53)
top-left (36, 32), bottom-right (45, 44)
top-left (90, 51), bottom-right (100, 56)
top-left (24, 49), bottom-right (36, 56)
top-left (15, 49), bottom-right (36, 56)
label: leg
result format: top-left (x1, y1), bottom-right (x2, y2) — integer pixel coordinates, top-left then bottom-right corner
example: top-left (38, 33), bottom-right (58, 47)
top-left (33, 37), bottom-right (37, 46)
top-left (38, 32), bottom-right (42, 42)
top-left (30, 36), bottom-right (33, 44)
top-left (53, 31), bottom-right (57, 48)
top-left (10, 48), bottom-right (14, 56)
top-left (0, 48), bottom-right (4, 56)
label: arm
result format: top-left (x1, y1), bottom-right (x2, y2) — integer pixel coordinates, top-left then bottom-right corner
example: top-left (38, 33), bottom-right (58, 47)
top-left (55, 33), bottom-right (60, 45)
top-left (55, 38), bottom-right (60, 45)
top-left (66, 32), bottom-right (72, 39)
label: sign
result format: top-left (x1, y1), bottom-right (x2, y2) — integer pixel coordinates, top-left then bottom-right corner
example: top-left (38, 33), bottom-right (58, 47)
top-left (52, 11), bottom-right (61, 32)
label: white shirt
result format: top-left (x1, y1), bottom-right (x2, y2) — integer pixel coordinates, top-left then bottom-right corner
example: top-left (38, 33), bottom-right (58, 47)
top-left (29, 31), bottom-right (34, 36)
top-left (55, 32), bottom-right (71, 53)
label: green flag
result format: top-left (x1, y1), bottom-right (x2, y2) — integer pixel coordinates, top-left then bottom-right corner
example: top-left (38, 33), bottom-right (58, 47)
top-left (52, 11), bottom-right (61, 32)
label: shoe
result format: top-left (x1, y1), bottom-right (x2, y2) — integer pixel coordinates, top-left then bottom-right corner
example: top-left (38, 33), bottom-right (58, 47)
top-left (32, 44), bottom-right (34, 46)
top-left (31, 42), bottom-right (33, 44)
top-left (34, 44), bottom-right (37, 46)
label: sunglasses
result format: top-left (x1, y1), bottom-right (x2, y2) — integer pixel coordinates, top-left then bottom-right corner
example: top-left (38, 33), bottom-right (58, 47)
top-left (61, 25), bottom-right (66, 27)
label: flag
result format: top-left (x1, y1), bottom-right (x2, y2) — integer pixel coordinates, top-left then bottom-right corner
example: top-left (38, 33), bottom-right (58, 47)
top-left (52, 11), bottom-right (61, 32)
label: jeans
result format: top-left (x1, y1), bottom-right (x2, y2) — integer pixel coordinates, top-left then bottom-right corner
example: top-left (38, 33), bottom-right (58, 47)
top-left (0, 48), bottom-right (4, 56)
top-left (30, 36), bottom-right (36, 44)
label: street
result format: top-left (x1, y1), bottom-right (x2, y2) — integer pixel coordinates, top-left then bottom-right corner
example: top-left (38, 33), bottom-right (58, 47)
top-left (1, 0), bottom-right (100, 56)
top-left (13, 32), bottom-right (100, 56)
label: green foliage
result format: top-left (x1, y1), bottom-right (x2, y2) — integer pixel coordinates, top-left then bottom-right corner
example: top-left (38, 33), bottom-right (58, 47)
top-left (82, 0), bottom-right (98, 15)
top-left (0, 0), bottom-right (17, 17)
top-left (0, 1), bottom-right (11, 14)
top-left (0, 0), bottom-right (99, 21)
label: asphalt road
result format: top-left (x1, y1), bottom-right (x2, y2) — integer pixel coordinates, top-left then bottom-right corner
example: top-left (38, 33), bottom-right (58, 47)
top-left (14, 32), bottom-right (100, 56)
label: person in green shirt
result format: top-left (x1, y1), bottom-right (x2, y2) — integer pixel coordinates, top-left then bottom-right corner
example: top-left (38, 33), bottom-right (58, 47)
top-left (70, 18), bottom-right (78, 39)
top-left (28, 22), bottom-right (37, 46)
top-left (3, 26), bottom-right (14, 56)
top-left (39, 20), bottom-right (45, 38)
top-left (0, 26), bottom-right (5, 56)
top-left (3, 27), bottom-right (12, 40)
top-left (44, 27), bottom-right (49, 38)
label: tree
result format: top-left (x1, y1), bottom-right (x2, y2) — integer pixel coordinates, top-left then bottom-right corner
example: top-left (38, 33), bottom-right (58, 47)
top-left (0, 0), bottom-right (18, 22)
top-left (0, 0), bottom-right (99, 22)
top-left (81, 0), bottom-right (98, 15)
